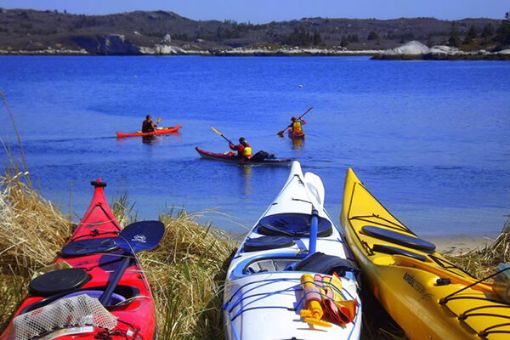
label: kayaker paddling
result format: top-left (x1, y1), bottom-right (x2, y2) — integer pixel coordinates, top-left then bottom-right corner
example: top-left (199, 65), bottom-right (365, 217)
top-left (229, 137), bottom-right (252, 160)
top-left (116, 124), bottom-right (182, 138)
top-left (207, 127), bottom-right (286, 164)
top-left (277, 106), bottom-right (313, 137)
top-left (288, 116), bottom-right (306, 137)
top-left (141, 115), bottom-right (157, 133)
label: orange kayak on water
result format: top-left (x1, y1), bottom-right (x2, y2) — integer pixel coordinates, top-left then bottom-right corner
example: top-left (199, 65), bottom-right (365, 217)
top-left (116, 124), bottom-right (182, 138)
top-left (288, 130), bottom-right (305, 139)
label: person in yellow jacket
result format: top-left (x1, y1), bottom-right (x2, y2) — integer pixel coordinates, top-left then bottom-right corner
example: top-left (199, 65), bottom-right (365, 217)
top-left (288, 116), bottom-right (306, 136)
top-left (229, 137), bottom-right (252, 160)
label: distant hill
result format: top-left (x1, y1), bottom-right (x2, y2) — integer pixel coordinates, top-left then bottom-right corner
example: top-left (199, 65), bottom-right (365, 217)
top-left (0, 8), bottom-right (505, 54)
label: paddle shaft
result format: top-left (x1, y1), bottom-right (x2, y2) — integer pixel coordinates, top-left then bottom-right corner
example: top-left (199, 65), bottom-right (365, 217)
top-left (297, 107), bottom-right (313, 121)
top-left (99, 256), bottom-right (131, 305)
top-left (219, 134), bottom-right (234, 145)
top-left (309, 208), bottom-right (319, 254)
top-left (277, 107), bottom-right (313, 136)
top-left (211, 127), bottom-right (234, 145)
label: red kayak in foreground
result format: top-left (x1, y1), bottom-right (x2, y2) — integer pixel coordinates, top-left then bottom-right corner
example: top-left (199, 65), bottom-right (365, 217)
top-left (116, 124), bottom-right (182, 138)
top-left (195, 147), bottom-right (291, 165)
top-left (2, 180), bottom-right (158, 340)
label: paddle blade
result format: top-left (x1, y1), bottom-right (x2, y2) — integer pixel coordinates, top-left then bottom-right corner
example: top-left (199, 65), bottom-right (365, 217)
top-left (211, 126), bottom-right (222, 136)
top-left (277, 130), bottom-right (285, 137)
top-left (116, 221), bottom-right (165, 253)
top-left (156, 117), bottom-right (161, 124)
top-left (304, 172), bottom-right (325, 209)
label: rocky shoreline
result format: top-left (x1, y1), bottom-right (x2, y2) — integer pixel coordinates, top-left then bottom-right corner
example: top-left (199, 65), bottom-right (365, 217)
top-left (0, 39), bottom-right (508, 59)
top-left (372, 40), bottom-right (510, 60)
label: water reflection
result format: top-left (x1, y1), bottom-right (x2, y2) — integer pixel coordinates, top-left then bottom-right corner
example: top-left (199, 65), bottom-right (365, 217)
top-left (142, 136), bottom-right (157, 144)
top-left (290, 136), bottom-right (304, 150)
top-left (239, 165), bottom-right (253, 196)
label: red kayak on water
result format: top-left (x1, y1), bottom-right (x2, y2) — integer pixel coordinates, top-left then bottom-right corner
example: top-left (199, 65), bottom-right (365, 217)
top-left (116, 124), bottom-right (182, 138)
top-left (195, 147), bottom-right (291, 165)
top-left (2, 180), bottom-right (160, 340)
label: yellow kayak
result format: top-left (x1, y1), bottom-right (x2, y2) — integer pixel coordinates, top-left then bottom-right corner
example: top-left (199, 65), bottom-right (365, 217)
top-left (340, 168), bottom-right (510, 340)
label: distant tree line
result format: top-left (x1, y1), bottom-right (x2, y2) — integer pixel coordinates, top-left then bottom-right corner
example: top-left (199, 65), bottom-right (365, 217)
top-left (340, 34), bottom-right (359, 47)
top-left (283, 26), bottom-right (322, 46)
top-left (448, 13), bottom-right (510, 47)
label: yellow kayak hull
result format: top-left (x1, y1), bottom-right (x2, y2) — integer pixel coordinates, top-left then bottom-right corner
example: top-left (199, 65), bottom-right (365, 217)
top-left (340, 168), bottom-right (510, 340)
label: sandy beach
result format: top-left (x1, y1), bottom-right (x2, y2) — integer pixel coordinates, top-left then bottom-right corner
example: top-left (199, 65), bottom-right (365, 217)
top-left (430, 234), bottom-right (494, 255)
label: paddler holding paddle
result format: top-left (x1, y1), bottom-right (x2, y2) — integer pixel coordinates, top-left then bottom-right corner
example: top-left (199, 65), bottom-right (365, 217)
top-left (229, 137), bottom-right (252, 160)
top-left (277, 107), bottom-right (313, 138)
top-left (210, 127), bottom-right (253, 160)
top-left (141, 115), bottom-right (157, 133)
top-left (289, 116), bottom-right (306, 136)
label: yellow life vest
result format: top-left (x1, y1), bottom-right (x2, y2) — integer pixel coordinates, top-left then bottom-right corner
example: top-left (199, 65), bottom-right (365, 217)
top-left (292, 121), bottom-right (303, 134)
top-left (243, 146), bottom-right (252, 157)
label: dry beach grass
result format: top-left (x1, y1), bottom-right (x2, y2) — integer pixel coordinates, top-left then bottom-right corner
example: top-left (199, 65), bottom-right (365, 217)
top-left (0, 172), bottom-right (71, 330)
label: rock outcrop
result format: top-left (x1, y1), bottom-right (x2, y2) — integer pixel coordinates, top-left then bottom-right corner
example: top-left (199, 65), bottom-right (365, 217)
top-left (71, 34), bottom-right (140, 55)
top-left (375, 41), bottom-right (510, 60)
top-left (384, 41), bottom-right (430, 55)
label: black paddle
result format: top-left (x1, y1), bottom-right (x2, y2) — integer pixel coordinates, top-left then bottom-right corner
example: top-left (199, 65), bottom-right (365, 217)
top-left (277, 107), bottom-right (313, 137)
top-left (99, 220), bottom-right (165, 305)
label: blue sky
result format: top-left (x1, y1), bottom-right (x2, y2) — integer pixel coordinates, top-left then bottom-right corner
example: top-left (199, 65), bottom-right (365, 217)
top-left (1, 0), bottom-right (509, 22)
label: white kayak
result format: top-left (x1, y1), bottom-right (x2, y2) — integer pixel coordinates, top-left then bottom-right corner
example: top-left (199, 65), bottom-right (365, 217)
top-left (223, 161), bottom-right (362, 340)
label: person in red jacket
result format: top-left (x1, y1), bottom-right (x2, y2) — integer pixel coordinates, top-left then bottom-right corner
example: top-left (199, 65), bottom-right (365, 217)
top-left (229, 137), bottom-right (252, 159)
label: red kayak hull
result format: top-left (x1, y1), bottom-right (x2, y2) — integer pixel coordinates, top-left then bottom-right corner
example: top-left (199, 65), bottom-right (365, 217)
top-left (116, 124), bottom-right (182, 138)
top-left (1, 180), bottom-right (157, 339)
top-left (195, 147), bottom-right (291, 165)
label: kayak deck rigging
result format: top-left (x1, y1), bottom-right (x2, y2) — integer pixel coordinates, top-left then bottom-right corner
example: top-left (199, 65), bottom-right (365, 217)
top-left (341, 168), bottom-right (510, 339)
top-left (223, 162), bottom-right (361, 339)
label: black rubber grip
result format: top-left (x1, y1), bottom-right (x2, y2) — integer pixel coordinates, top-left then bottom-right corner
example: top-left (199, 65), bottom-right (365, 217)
top-left (91, 180), bottom-right (107, 188)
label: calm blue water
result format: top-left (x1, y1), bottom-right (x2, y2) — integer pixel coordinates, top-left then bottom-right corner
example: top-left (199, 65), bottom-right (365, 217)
top-left (1, 56), bottom-right (509, 237)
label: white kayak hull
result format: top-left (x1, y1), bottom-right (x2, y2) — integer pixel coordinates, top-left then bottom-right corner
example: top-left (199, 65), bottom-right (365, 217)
top-left (223, 161), bottom-right (362, 340)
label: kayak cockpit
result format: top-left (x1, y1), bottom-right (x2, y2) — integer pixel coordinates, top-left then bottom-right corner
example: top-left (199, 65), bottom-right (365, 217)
top-left (245, 257), bottom-right (300, 274)
top-left (244, 252), bottom-right (357, 276)
top-left (231, 251), bottom-right (357, 280)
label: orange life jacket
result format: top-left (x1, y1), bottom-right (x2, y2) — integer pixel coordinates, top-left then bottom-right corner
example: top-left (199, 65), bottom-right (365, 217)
top-left (292, 121), bottom-right (303, 134)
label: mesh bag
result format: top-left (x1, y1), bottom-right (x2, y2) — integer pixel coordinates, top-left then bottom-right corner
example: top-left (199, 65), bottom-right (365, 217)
top-left (9, 295), bottom-right (117, 340)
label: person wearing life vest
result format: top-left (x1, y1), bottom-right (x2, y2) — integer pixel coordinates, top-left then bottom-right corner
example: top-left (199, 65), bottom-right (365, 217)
top-left (229, 137), bottom-right (252, 160)
top-left (288, 116), bottom-right (306, 135)
top-left (141, 115), bottom-right (157, 133)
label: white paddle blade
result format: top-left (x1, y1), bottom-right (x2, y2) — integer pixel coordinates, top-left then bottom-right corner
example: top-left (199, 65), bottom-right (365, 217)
top-left (304, 172), bottom-right (325, 209)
